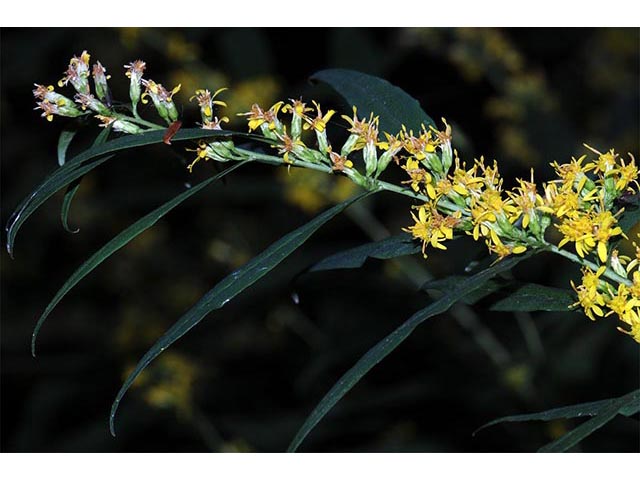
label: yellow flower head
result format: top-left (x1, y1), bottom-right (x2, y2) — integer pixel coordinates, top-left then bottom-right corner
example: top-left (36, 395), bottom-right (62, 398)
top-left (403, 204), bottom-right (460, 257)
top-left (190, 87), bottom-right (227, 123)
top-left (402, 158), bottom-right (433, 193)
top-left (570, 266), bottom-right (608, 321)
top-left (239, 101), bottom-right (284, 132)
top-left (584, 144), bottom-right (618, 176)
top-left (302, 101), bottom-right (335, 133)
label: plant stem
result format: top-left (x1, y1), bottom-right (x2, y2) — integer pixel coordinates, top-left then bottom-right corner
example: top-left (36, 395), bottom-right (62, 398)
top-left (543, 242), bottom-right (632, 286)
top-left (233, 147), bottom-right (464, 212)
top-left (236, 146), bottom-right (631, 288)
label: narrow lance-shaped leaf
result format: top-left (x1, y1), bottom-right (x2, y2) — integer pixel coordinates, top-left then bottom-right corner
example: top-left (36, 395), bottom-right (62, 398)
top-left (538, 389), bottom-right (640, 452)
top-left (311, 69), bottom-right (435, 134)
top-left (309, 233), bottom-right (419, 272)
top-left (109, 191), bottom-right (373, 436)
top-left (61, 126), bottom-right (112, 234)
top-left (489, 283), bottom-right (575, 312)
top-left (60, 182), bottom-right (82, 234)
top-left (31, 161), bottom-right (247, 357)
top-left (474, 389), bottom-right (640, 436)
top-left (6, 128), bottom-right (270, 257)
top-left (287, 253), bottom-right (531, 452)
top-left (421, 275), bottom-right (505, 306)
top-left (57, 128), bottom-right (78, 166)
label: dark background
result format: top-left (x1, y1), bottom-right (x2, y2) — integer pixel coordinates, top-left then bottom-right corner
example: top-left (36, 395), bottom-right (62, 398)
top-left (1, 27), bottom-right (639, 452)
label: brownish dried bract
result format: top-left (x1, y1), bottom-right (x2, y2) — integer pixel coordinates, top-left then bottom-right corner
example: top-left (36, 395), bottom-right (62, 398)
top-left (163, 121), bottom-right (182, 145)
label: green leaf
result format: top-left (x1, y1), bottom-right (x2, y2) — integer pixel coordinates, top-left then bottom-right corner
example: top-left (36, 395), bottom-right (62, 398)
top-left (61, 126), bottom-right (112, 234)
top-left (6, 128), bottom-right (267, 257)
top-left (617, 196), bottom-right (640, 234)
top-left (489, 283), bottom-right (575, 312)
top-left (475, 389), bottom-right (640, 436)
top-left (6, 154), bottom-right (115, 258)
top-left (109, 191), bottom-right (372, 436)
top-left (287, 253), bottom-right (531, 452)
top-left (311, 69), bottom-right (435, 134)
top-left (421, 275), bottom-right (504, 306)
top-left (309, 233), bottom-right (419, 272)
top-left (60, 182), bottom-right (82, 233)
top-left (57, 128), bottom-right (77, 166)
top-left (31, 162), bottom-right (247, 357)
top-left (538, 389), bottom-right (640, 452)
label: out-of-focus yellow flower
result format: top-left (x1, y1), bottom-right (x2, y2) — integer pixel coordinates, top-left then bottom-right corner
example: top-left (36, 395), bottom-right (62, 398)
top-left (226, 77), bottom-right (280, 120)
top-left (127, 352), bottom-right (199, 414)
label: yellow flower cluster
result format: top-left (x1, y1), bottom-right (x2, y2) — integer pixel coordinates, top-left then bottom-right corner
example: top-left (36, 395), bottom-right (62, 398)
top-left (395, 123), bottom-right (639, 341)
top-left (216, 97), bottom-right (639, 343)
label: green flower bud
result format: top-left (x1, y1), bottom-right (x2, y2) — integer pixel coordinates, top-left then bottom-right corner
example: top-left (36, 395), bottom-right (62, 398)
top-left (340, 133), bottom-right (359, 157)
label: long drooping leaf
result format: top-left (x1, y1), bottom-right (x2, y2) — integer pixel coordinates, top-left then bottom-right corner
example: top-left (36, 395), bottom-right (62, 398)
top-left (31, 162), bottom-right (247, 357)
top-left (288, 253), bottom-right (531, 452)
top-left (309, 233), bottom-right (419, 272)
top-left (109, 191), bottom-right (372, 436)
top-left (475, 389), bottom-right (640, 436)
top-left (61, 126), bottom-right (112, 234)
top-left (6, 128), bottom-right (267, 257)
top-left (311, 69), bottom-right (435, 134)
top-left (538, 389), bottom-right (640, 452)
top-left (489, 283), bottom-right (575, 312)
top-left (6, 154), bottom-right (116, 257)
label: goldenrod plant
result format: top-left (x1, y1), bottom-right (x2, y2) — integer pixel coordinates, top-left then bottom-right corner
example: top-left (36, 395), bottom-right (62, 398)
top-left (10, 51), bottom-right (639, 452)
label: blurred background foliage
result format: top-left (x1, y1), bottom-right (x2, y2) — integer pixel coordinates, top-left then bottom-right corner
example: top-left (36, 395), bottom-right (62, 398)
top-left (1, 27), bottom-right (639, 452)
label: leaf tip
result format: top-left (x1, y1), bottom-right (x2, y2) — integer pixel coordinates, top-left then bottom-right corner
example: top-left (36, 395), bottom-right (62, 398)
top-left (109, 403), bottom-right (119, 437)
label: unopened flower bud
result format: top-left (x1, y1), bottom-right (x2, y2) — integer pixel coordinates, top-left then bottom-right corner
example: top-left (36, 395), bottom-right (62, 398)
top-left (92, 61), bottom-right (111, 104)
top-left (124, 60), bottom-right (146, 112)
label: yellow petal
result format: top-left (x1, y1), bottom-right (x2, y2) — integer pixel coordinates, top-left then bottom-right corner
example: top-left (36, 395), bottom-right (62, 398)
top-left (597, 242), bottom-right (608, 263)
